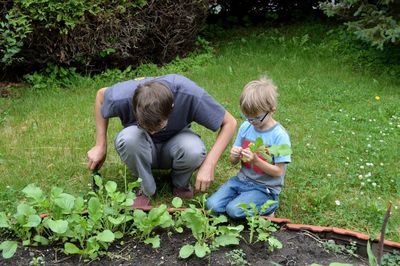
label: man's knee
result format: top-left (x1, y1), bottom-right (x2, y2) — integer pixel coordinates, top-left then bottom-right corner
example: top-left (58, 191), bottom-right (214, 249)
top-left (115, 126), bottom-right (147, 153)
top-left (174, 140), bottom-right (206, 168)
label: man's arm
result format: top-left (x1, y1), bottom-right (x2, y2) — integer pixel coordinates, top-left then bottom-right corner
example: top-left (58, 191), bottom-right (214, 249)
top-left (195, 111), bottom-right (237, 192)
top-left (87, 87), bottom-right (109, 170)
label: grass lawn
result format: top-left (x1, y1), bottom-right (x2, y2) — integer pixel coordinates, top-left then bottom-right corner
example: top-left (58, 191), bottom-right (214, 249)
top-left (1, 22), bottom-right (399, 242)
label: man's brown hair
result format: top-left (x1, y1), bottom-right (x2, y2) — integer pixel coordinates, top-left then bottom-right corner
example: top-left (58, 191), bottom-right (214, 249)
top-left (133, 81), bottom-right (174, 132)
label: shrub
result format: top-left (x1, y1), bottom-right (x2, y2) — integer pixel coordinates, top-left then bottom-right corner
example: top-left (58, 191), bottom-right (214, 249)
top-left (0, 0), bottom-right (209, 79)
top-left (319, 0), bottom-right (400, 50)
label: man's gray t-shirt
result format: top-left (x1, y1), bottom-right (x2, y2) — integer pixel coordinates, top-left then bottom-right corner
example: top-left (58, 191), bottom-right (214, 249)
top-left (101, 74), bottom-right (226, 143)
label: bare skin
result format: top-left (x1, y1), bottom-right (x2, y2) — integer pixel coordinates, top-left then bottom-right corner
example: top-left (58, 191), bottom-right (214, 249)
top-left (195, 111), bottom-right (237, 192)
top-left (87, 87), bottom-right (237, 192)
top-left (87, 87), bottom-right (108, 171)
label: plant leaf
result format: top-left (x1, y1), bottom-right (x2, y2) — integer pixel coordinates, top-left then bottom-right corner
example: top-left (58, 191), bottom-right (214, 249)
top-left (54, 193), bottom-right (75, 213)
top-left (144, 236), bottom-right (160, 248)
top-left (214, 235), bottom-right (240, 247)
top-left (194, 242), bottom-right (210, 258)
top-left (108, 215), bottom-right (125, 225)
top-left (172, 197), bottom-right (183, 208)
top-left (33, 235), bottom-right (49, 245)
top-left (46, 219), bottom-right (68, 234)
top-left (367, 241), bottom-right (378, 266)
top-left (179, 244), bottom-right (194, 259)
top-left (96, 230), bottom-right (115, 243)
top-left (22, 184), bottom-right (43, 200)
top-left (0, 240), bottom-right (18, 259)
top-left (268, 237), bottom-right (283, 251)
top-left (64, 242), bottom-right (81, 254)
top-left (105, 181), bottom-right (117, 194)
top-left (23, 214), bottom-right (41, 228)
top-left (0, 212), bottom-right (10, 228)
top-left (88, 197), bottom-right (102, 221)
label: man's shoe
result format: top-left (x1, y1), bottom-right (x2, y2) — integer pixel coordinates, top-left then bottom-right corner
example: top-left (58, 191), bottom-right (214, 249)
top-left (173, 186), bottom-right (194, 200)
top-left (132, 191), bottom-right (152, 211)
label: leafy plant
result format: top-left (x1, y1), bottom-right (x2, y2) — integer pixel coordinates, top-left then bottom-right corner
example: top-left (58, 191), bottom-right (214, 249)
top-left (367, 241), bottom-right (378, 266)
top-left (242, 137), bottom-right (292, 163)
top-left (322, 239), bottom-right (358, 258)
top-left (226, 249), bottom-right (250, 266)
top-left (238, 201), bottom-right (282, 251)
top-left (319, 0), bottom-right (400, 49)
top-left (382, 250), bottom-right (400, 266)
top-left (130, 204), bottom-right (174, 248)
top-left (24, 64), bottom-right (83, 90)
top-left (0, 175), bottom-right (140, 259)
top-left (176, 194), bottom-right (244, 259)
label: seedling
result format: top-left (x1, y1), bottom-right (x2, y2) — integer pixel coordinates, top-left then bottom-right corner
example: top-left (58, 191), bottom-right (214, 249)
top-left (242, 137), bottom-right (292, 163)
top-left (238, 201), bottom-right (282, 251)
top-left (177, 194), bottom-right (244, 259)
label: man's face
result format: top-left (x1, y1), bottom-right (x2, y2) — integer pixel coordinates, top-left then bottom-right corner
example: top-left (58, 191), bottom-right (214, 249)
top-left (140, 119), bottom-right (168, 135)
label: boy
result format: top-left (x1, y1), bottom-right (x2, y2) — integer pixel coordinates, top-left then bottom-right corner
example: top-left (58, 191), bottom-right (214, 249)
top-left (206, 77), bottom-right (291, 218)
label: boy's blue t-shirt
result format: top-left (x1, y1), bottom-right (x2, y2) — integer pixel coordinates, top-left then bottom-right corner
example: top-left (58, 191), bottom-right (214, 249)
top-left (101, 74), bottom-right (226, 143)
top-left (234, 121), bottom-right (291, 194)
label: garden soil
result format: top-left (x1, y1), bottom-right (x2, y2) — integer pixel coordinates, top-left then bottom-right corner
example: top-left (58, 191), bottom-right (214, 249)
top-left (1, 228), bottom-right (368, 265)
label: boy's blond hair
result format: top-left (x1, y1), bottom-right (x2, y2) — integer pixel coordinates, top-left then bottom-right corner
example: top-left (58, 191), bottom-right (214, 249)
top-left (239, 77), bottom-right (278, 116)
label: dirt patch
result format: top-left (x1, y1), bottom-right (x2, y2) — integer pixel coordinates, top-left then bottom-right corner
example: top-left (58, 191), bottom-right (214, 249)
top-left (0, 228), bottom-right (368, 265)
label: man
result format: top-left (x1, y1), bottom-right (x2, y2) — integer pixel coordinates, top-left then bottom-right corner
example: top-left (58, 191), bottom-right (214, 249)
top-left (87, 74), bottom-right (237, 209)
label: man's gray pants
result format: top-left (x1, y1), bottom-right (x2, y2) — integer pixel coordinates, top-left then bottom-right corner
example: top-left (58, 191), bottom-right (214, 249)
top-left (114, 125), bottom-right (206, 196)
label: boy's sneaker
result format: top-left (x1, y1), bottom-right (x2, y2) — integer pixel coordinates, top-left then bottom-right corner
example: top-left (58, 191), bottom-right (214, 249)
top-left (173, 185), bottom-right (194, 199)
top-left (132, 190), bottom-right (152, 211)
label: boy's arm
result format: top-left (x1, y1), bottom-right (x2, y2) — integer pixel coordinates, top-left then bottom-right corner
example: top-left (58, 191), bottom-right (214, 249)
top-left (241, 148), bottom-right (286, 177)
top-left (195, 111), bottom-right (237, 192)
top-left (87, 87), bottom-right (109, 171)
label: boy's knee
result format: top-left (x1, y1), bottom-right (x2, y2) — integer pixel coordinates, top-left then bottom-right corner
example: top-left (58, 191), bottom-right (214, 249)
top-left (206, 197), bottom-right (224, 214)
top-left (226, 204), bottom-right (246, 219)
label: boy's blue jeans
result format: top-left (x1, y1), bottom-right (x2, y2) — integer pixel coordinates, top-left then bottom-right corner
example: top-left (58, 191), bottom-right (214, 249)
top-left (206, 176), bottom-right (279, 219)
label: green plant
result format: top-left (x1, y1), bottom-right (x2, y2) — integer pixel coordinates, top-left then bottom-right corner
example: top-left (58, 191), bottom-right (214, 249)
top-left (367, 241), bottom-right (378, 266)
top-left (226, 249), bottom-right (250, 266)
top-left (29, 255), bottom-right (45, 265)
top-left (130, 204), bottom-right (174, 248)
top-left (176, 194), bottom-right (244, 259)
top-left (0, 10), bottom-right (32, 65)
top-left (238, 201), bottom-right (282, 252)
top-left (0, 175), bottom-right (140, 259)
top-left (24, 64), bottom-right (83, 90)
top-left (241, 137), bottom-right (292, 163)
top-left (382, 250), bottom-right (400, 266)
top-left (322, 239), bottom-right (358, 258)
top-left (320, 0), bottom-right (400, 49)
top-left (63, 175), bottom-right (138, 259)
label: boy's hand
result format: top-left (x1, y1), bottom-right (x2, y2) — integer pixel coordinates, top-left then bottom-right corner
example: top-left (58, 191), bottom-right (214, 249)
top-left (230, 146), bottom-right (243, 158)
top-left (241, 148), bottom-right (256, 163)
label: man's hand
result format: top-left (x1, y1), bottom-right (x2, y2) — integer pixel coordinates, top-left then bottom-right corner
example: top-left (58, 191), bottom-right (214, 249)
top-left (195, 161), bottom-right (215, 192)
top-left (87, 145), bottom-right (106, 171)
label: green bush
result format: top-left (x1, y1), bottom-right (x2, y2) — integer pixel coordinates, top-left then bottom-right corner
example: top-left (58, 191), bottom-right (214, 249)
top-left (0, 0), bottom-right (208, 79)
top-left (320, 0), bottom-right (400, 49)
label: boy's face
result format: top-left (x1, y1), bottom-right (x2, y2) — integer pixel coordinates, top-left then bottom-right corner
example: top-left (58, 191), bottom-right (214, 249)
top-left (244, 112), bottom-right (271, 130)
top-left (243, 112), bottom-right (269, 124)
